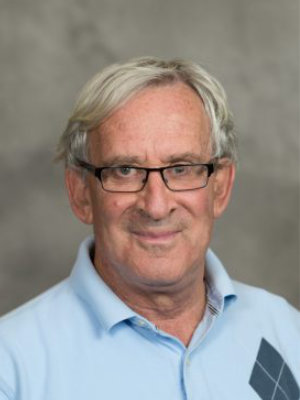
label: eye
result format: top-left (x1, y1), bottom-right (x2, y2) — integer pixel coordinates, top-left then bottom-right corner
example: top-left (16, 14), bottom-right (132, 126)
top-left (116, 166), bottom-right (135, 176)
top-left (110, 166), bottom-right (144, 180)
top-left (170, 165), bottom-right (191, 176)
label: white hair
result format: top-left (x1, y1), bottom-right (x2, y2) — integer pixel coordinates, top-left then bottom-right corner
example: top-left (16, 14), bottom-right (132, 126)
top-left (56, 57), bottom-right (237, 167)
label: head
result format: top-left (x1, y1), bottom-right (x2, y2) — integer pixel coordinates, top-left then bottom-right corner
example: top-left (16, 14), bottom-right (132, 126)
top-left (56, 57), bottom-right (237, 167)
top-left (57, 57), bottom-right (237, 295)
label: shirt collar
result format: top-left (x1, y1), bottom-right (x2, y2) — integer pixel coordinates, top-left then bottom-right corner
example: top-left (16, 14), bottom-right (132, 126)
top-left (69, 237), bottom-right (237, 331)
top-left (204, 248), bottom-right (237, 315)
top-left (69, 236), bottom-right (136, 332)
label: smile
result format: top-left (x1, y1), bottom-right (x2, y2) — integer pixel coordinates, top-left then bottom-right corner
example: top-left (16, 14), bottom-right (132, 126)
top-left (131, 230), bottom-right (180, 243)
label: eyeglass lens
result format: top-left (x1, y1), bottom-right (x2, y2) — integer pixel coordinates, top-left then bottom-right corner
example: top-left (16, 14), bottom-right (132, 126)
top-left (100, 165), bottom-right (210, 192)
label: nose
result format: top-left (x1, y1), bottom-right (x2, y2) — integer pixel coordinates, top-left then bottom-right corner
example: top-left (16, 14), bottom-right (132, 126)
top-left (136, 170), bottom-right (176, 220)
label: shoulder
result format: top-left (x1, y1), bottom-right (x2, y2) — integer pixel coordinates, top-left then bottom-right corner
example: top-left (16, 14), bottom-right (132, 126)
top-left (0, 280), bottom-right (73, 337)
top-left (228, 280), bottom-right (300, 365)
top-left (231, 280), bottom-right (300, 325)
top-left (221, 281), bottom-right (300, 382)
top-left (0, 279), bottom-right (83, 398)
top-left (232, 280), bottom-right (299, 315)
top-left (0, 279), bottom-right (82, 361)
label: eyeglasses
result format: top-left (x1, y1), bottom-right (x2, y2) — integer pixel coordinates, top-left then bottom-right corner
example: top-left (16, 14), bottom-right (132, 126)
top-left (75, 159), bottom-right (215, 193)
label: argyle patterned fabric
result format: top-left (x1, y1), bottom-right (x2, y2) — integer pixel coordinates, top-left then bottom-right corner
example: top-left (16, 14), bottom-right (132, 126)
top-left (249, 338), bottom-right (299, 400)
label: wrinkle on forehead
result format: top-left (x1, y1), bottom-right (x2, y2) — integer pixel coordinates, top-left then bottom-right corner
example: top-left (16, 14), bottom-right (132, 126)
top-left (89, 83), bottom-right (212, 164)
top-left (102, 83), bottom-right (210, 129)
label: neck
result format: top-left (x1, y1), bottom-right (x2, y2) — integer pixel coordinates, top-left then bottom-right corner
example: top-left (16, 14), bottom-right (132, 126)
top-left (94, 253), bottom-right (207, 347)
top-left (122, 281), bottom-right (207, 346)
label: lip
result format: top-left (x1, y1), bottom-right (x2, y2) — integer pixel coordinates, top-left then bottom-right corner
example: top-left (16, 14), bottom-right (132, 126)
top-left (131, 230), bottom-right (180, 243)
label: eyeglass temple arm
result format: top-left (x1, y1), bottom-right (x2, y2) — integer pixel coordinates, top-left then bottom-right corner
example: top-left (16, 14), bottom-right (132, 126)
top-left (75, 159), bottom-right (97, 174)
top-left (207, 163), bottom-right (215, 177)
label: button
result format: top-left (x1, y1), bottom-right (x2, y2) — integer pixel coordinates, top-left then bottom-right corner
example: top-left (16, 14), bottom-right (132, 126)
top-left (137, 319), bottom-right (147, 327)
top-left (186, 357), bottom-right (191, 366)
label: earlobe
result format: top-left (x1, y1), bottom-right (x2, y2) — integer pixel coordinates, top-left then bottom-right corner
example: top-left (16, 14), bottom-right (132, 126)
top-left (213, 162), bottom-right (236, 219)
top-left (65, 169), bottom-right (93, 225)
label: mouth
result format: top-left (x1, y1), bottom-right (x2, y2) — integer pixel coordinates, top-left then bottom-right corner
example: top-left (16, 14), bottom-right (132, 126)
top-left (131, 230), bottom-right (180, 244)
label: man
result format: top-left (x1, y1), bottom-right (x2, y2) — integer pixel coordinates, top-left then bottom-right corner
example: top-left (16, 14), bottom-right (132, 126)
top-left (0, 57), bottom-right (299, 400)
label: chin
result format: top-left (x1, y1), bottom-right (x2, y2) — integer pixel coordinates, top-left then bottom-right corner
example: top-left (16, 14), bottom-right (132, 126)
top-left (130, 257), bottom-right (197, 290)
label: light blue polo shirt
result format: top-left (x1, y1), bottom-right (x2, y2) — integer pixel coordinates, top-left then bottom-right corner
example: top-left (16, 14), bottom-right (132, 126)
top-left (0, 236), bottom-right (299, 400)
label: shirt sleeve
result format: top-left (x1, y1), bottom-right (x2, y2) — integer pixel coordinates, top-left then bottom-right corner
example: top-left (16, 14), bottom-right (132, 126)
top-left (0, 383), bottom-right (13, 400)
top-left (0, 391), bottom-right (11, 400)
top-left (0, 341), bottom-right (17, 400)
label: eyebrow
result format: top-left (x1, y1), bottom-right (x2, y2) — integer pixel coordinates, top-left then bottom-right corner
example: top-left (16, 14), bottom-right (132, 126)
top-left (100, 152), bottom-right (206, 167)
top-left (100, 156), bottom-right (143, 166)
top-left (163, 152), bottom-right (206, 164)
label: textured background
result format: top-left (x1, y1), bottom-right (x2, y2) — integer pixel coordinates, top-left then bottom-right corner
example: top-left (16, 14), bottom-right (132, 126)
top-left (0, 0), bottom-right (299, 314)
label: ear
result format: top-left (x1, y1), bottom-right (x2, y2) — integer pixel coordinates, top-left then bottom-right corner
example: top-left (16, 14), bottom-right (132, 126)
top-left (212, 161), bottom-right (236, 219)
top-left (65, 168), bottom-right (93, 225)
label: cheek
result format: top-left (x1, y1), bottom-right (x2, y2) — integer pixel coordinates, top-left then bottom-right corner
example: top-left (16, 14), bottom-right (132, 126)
top-left (92, 194), bottom-right (135, 234)
top-left (181, 190), bottom-right (215, 245)
top-left (182, 188), bottom-right (214, 219)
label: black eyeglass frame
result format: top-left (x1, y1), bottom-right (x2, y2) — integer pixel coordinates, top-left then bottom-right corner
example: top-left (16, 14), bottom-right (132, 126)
top-left (75, 158), bottom-right (215, 193)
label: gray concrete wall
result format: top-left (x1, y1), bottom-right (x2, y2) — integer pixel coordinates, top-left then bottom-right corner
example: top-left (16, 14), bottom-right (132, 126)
top-left (0, 0), bottom-right (299, 314)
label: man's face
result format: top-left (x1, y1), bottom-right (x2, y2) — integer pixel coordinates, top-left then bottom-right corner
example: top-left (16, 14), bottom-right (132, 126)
top-left (69, 83), bottom-right (234, 292)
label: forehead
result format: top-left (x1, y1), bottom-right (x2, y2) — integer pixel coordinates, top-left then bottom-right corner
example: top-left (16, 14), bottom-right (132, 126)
top-left (89, 83), bottom-right (211, 164)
